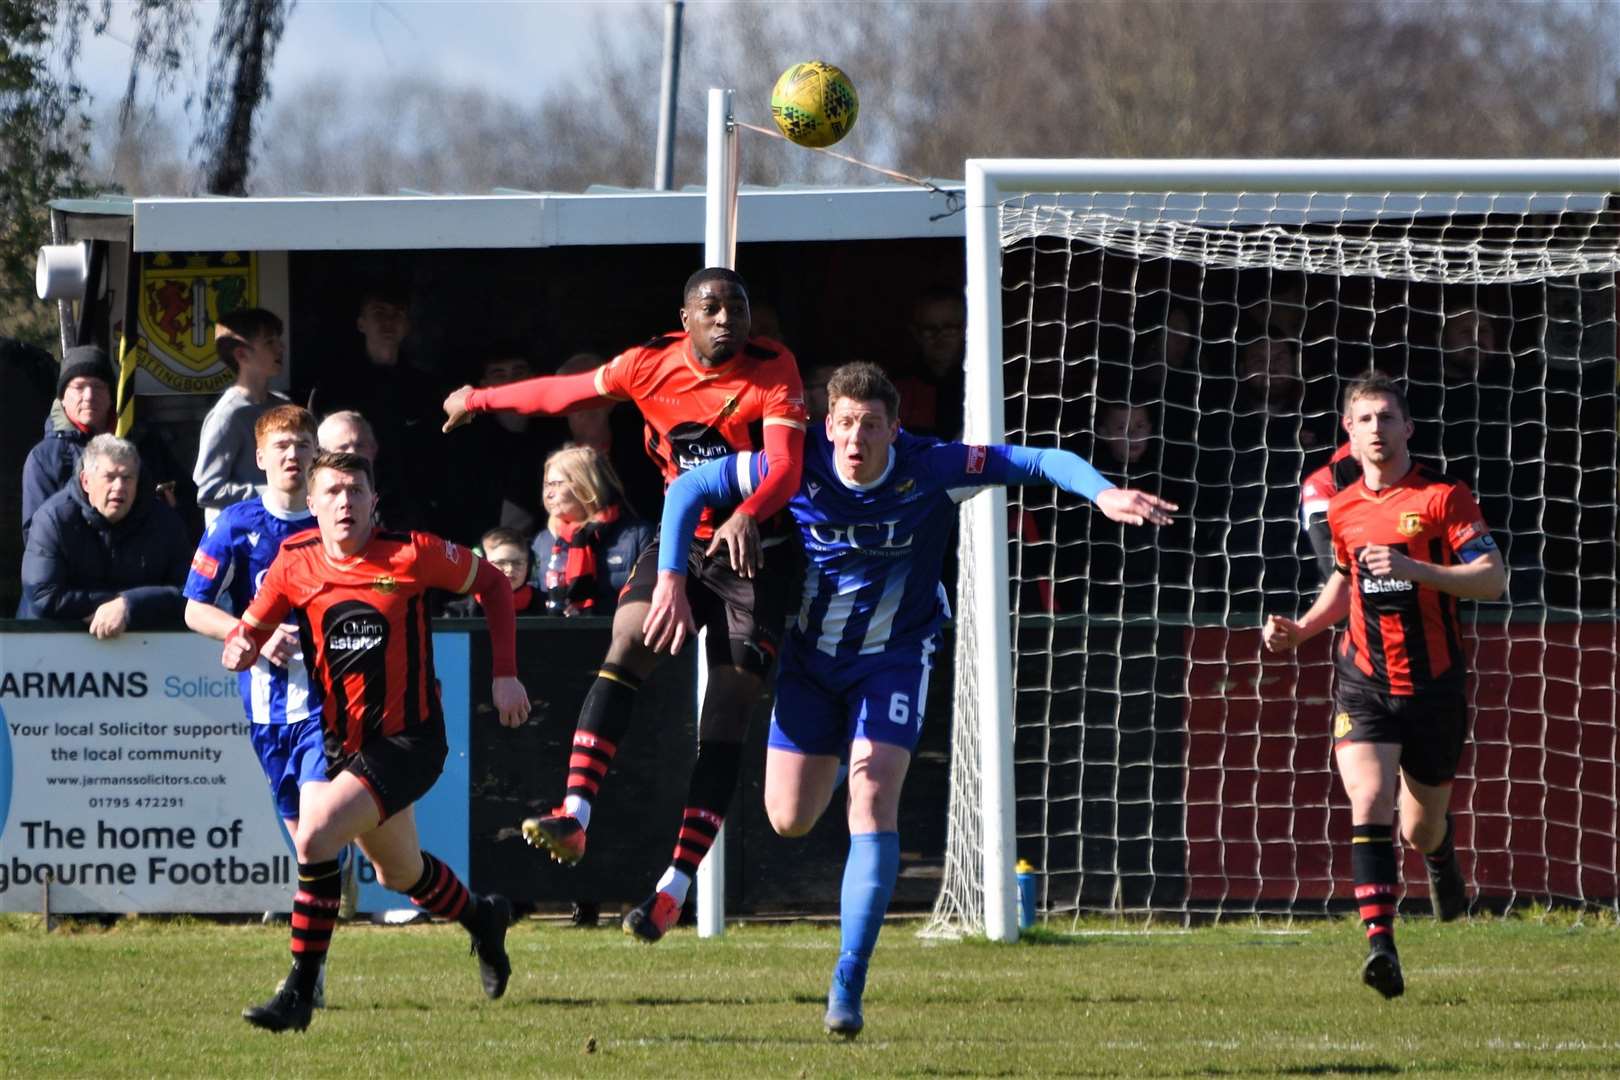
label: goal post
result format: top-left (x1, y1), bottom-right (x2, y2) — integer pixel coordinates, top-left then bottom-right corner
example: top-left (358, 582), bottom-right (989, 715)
top-left (933, 159), bottom-right (1620, 941)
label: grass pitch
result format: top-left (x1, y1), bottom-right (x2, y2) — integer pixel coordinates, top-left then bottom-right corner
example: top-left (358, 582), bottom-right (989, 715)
top-left (2, 911), bottom-right (1617, 1077)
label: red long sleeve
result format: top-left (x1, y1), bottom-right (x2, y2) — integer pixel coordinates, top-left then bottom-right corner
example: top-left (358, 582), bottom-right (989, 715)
top-left (471, 558), bottom-right (518, 678)
top-left (737, 423), bottom-right (805, 521)
top-left (467, 369), bottom-right (608, 417)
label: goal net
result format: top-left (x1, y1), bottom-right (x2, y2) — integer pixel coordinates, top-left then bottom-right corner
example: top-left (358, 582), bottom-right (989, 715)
top-left (927, 161), bottom-right (1620, 940)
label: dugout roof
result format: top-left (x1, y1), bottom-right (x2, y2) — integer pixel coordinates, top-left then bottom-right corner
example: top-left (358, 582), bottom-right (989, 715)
top-left (50, 184), bottom-right (969, 253)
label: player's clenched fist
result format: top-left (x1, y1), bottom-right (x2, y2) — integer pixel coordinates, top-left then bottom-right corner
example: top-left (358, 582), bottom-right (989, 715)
top-left (222, 624), bottom-right (261, 671)
top-left (441, 385), bottom-right (477, 433)
top-left (1358, 543), bottom-right (1416, 581)
top-left (1262, 614), bottom-right (1303, 653)
top-left (490, 676), bottom-right (531, 728)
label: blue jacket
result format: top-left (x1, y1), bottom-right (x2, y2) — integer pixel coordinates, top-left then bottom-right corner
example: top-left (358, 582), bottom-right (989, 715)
top-left (21, 413), bottom-right (190, 541)
top-left (530, 514), bottom-right (654, 616)
top-left (20, 479), bottom-right (191, 627)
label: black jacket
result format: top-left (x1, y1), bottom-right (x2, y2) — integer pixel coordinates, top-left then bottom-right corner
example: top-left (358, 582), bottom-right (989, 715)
top-left (20, 479), bottom-right (191, 626)
top-left (21, 411), bottom-right (193, 541)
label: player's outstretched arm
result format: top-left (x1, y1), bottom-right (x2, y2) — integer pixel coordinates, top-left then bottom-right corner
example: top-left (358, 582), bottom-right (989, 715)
top-left (965, 444), bottom-right (1177, 525)
top-left (442, 369), bottom-right (608, 432)
top-left (1263, 569), bottom-right (1351, 653)
top-left (643, 453), bottom-right (766, 653)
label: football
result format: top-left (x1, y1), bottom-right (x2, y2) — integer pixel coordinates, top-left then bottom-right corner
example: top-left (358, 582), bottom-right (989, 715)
top-left (769, 61), bottom-right (859, 148)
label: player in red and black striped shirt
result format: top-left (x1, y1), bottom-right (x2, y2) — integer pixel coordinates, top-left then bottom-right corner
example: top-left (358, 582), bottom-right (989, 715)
top-left (442, 267), bottom-right (808, 943)
top-left (1264, 374), bottom-right (1505, 1000)
top-left (223, 451), bottom-right (532, 1032)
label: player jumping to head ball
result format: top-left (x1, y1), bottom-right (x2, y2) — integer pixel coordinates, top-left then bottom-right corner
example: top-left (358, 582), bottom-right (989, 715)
top-left (442, 268), bottom-right (807, 941)
top-left (644, 362), bottom-right (1175, 1036)
top-left (1264, 373), bottom-right (1505, 999)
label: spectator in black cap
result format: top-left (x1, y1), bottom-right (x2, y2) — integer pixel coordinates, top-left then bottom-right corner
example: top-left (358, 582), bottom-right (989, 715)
top-left (20, 345), bottom-right (192, 543)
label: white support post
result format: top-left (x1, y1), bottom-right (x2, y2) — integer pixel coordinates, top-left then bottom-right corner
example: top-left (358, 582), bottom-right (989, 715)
top-left (695, 87), bottom-right (739, 939)
top-left (962, 162), bottom-right (1019, 944)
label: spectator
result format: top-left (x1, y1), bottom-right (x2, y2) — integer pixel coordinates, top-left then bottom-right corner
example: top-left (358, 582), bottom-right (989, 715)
top-left (194, 308), bottom-right (290, 525)
top-left (1217, 325), bottom-right (1316, 612)
top-left (1096, 401), bottom-right (1155, 474)
top-left (892, 285), bottom-right (966, 439)
top-left (802, 360), bottom-right (840, 423)
top-left (530, 445), bottom-right (652, 616)
top-left (444, 350), bottom-right (566, 542)
top-left (446, 528), bottom-right (540, 617)
top-left (20, 434), bottom-right (189, 632)
top-left (1054, 394), bottom-right (1192, 616)
top-left (312, 285), bottom-right (447, 532)
top-left (750, 301), bottom-right (786, 346)
top-left (552, 353), bottom-right (664, 520)
top-left (21, 346), bottom-right (192, 542)
top-left (317, 410), bottom-right (427, 532)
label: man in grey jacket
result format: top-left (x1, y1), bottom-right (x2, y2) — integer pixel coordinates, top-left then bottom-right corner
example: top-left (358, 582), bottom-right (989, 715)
top-left (194, 308), bottom-right (289, 526)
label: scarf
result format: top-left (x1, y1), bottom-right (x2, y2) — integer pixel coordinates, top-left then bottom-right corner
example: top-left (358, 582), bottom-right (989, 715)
top-left (545, 505), bottom-right (622, 614)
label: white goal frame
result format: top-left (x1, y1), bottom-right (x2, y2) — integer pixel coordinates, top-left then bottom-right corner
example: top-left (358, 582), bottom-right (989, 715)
top-left (960, 158), bottom-right (1620, 943)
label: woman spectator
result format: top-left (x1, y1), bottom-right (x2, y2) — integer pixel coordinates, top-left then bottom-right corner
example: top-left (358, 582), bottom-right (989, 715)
top-left (530, 445), bottom-right (653, 617)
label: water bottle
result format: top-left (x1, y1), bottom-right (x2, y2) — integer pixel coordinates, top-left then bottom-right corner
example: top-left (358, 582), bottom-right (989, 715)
top-left (543, 540), bottom-right (569, 615)
top-left (1016, 858), bottom-right (1037, 930)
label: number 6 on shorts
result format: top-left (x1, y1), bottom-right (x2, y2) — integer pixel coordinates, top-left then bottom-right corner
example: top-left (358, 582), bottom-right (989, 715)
top-left (888, 692), bottom-right (910, 725)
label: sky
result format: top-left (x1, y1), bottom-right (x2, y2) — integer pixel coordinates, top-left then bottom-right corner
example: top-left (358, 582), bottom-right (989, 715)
top-left (73, 1), bottom-right (624, 126)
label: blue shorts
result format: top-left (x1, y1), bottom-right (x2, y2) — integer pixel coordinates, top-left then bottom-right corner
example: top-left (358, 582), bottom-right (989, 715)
top-left (768, 635), bottom-right (939, 759)
top-left (249, 717), bottom-right (328, 820)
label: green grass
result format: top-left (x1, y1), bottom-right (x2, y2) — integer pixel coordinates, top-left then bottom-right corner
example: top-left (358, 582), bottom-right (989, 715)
top-left (3, 912), bottom-right (1617, 1077)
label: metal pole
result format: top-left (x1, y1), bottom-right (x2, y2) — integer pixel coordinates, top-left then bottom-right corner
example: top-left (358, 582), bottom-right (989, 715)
top-left (695, 87), bottom-right (738, 939)
top-left (653, 0), bottom-right (684, 191)
top-left (49, 210), bottom-right (76, 356)
top-left (962, 161), bottom-right (1019, 944)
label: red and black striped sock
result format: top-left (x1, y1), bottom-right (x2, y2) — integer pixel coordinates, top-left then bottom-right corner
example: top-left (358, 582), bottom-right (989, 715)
top-left (289, 858), bottom-right (342, 994)
top-left (565, 663), bottom-right (643, 818)
top-left (669, 741), bottom-right (744, 880)
top-left (1351, 822), bottom-right (1399, 947)
top-left (408, 851), bottom-right (478, 932)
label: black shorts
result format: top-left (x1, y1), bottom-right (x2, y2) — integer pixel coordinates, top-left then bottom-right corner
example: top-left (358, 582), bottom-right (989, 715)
top-left (1332, 680), bottom-right (1469, 787)
top-left (332, 726), bottom-right (448, 822)
top-left (620, 529), bottom-right (803, 678)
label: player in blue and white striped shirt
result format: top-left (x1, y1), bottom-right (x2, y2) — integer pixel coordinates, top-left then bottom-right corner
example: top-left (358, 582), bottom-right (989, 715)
top-left (644, 363), bottom-right (1175, 1037)
top-left (183, 405), bottom-right (325, 832)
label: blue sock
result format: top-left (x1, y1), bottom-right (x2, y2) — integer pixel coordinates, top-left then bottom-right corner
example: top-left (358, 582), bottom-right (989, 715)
top-left (835, 831), bottom-right (900, 994)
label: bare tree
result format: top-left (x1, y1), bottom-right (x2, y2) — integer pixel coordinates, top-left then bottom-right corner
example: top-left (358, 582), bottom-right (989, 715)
top-left (197, 0), bottom-right (289, 195)
top-left (222, 0), bottom-right (1620, 199)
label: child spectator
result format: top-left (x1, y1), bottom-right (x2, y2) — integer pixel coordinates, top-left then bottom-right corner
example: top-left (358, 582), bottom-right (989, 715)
top-left (530, 445), bottom-right (653, 617)
top-left (446, 528), bottom-right (540, 617)
top-left (195, 308), bottom-right (290, 525)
